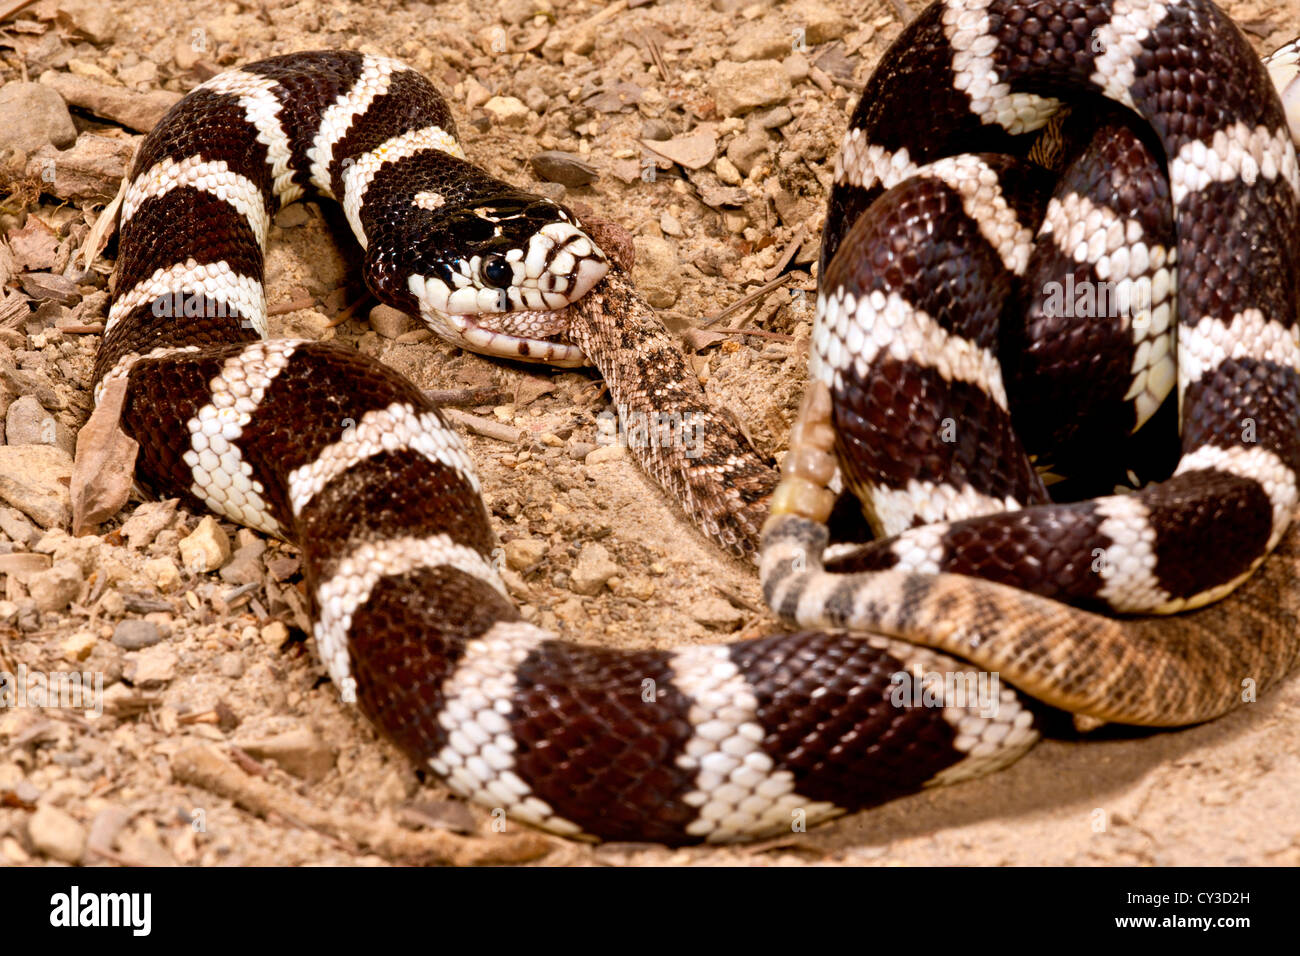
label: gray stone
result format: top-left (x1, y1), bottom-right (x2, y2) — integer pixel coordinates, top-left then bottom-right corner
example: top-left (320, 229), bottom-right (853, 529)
top-left (112, 619), bottom-right (162, 650)
top-left (523, 85), bottom-right (550, 116)
top-left (640, 118), bottom-right (673, 141)
top-left (727, 127), bottom-right (773, 176)
top-left (218, 543), bottom-right (265, 585)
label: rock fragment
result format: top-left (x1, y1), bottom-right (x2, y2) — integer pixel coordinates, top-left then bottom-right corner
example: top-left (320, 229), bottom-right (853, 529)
top-left (179, 516), bottom-right (231, 573)
top-left (39, 69), bottom-right (182, 133)
top-left (483, 95), bottom-right (531, 127)
top-left (504, 537), bottom-right (548, 571)
top-left (0, 82), bottom-right (76, 155)
top-left (570, 542), bottom-right (619, 595)
top-left (690, 595), bottom-right (746, 630)
top-left (27, 561), bottom-right (83, 612)
top-left (530, 150), bottom-right (599, 187)
top-left (711, 60), bottom-right (793, 116)
top-left (26, 133), bottom-right (134, 203)
top-left (0, 445), bottom-right (73, 529)
top-left (631, 235), bottom-right (682, 308)
top-left (27, 804), bottom-right (85, 864)
top-left (112, 619), bottom-right (163, 650)
top-left (235, 727), bottom-right (336, 782)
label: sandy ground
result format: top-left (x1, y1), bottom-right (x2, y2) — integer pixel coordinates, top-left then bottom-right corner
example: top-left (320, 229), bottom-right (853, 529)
top-left (0, 0), bottom-right (1297, 866)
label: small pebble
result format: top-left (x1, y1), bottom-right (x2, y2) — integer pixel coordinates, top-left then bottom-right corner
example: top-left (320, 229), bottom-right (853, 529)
top-left (27, 804), bottom-right (85, 864)
top-left (483, 95), bottom-right (531, 127)
top-left (179, 516), bottom-right (231, 573)
top-left (218, 652), bottom-right (245, 679)
top-left (260, 621), bottom-right (289, 646)
top-left (505, 537), bottom-right (548, 571)
top-left (369, 304), bottom-right (416, 339)
top-left (690, 595), bottom-right (746, 630)
top-left (120, 500), bottom-right (178, 549)
top-left (125, 645), bottom-right (177, 686)
top-left (235, 727), bottom-right (335, 782)
top-left (26, 561), bottom-right (83, 613)
top-left (142, 556), bottom-right (181, 591)
top-left (61, 631), bottom-right (97, 662)
top-left (570, 543), bottom-right (619, 596)
top-left (112, 619), bottom-right (162, 650)
top-left (585, 444), bottom-right (626, 465)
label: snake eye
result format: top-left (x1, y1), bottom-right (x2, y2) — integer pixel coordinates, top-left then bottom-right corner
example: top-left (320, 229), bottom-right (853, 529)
top-left (482, 254), bottom-right (513, 289)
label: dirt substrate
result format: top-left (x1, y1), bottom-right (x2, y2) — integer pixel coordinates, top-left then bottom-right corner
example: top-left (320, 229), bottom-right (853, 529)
top-left (0, 0), bottom-right (1297, 866)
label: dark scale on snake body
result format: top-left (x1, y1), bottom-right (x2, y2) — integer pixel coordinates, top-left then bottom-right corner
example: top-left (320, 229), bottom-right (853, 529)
top-left (91, 1), bottom-right (1300, 843)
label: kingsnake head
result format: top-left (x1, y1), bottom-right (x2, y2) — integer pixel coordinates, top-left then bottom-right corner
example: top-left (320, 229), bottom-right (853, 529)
top-left (407, 195), bottom-right (609, 366)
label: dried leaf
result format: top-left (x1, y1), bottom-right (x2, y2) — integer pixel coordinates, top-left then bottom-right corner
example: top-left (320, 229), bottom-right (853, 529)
top-left (1240, 18), bottom-right (1277, 38)
top-left (18, 272), bottom-right (79, 304)
top-left (530, 150), bottom-right (599, 187)
top-left (813, 41), bottom-right (860, 83)
top-left (7, 217), bottom-right (60, 271)
top-left (687, 169), bottom-right (750, 207)
top-left (80, 155), bottom-right (129, 271)
top-left (682, 327), bottom-right (729, 351)
top-left (640, 129), bottom-right (718, 170)
top-left (583, 80), bottom-right (643, 113)
top-left (609, 158), bottom-right (643, 183)
top-left (71, 374), bottom-right (138, 533)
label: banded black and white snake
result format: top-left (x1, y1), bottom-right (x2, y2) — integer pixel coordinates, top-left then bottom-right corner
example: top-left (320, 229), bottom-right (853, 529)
top-left (87, 0), bottom-right (1300, 844)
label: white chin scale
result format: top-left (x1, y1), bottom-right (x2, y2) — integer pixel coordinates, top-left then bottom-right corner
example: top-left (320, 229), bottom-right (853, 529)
top-left (1266, 39), bottom-right (1300, 145)
top-left (405, 221), bottom-right (608, 366)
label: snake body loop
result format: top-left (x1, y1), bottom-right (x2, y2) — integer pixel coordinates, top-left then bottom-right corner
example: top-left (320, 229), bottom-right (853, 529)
top-left (93, 1), bottom-right (1300, 845)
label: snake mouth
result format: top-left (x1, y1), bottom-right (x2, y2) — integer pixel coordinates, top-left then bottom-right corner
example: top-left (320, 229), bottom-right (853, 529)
top-left (406, 219), bottom-right (613, 366)
top-left (405, 221), bottom-right (609, 366)
top-left (438, 308), bottom-right (589, 367)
